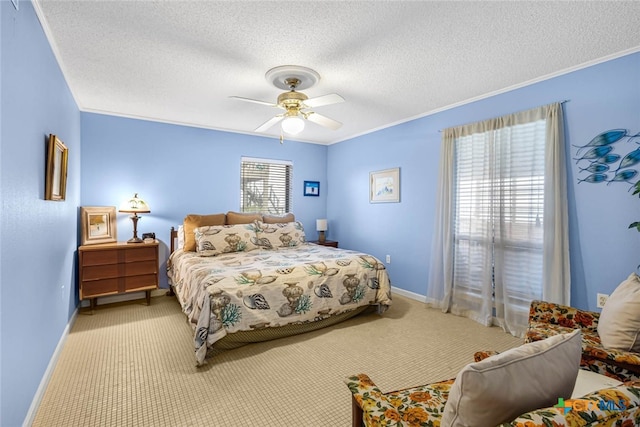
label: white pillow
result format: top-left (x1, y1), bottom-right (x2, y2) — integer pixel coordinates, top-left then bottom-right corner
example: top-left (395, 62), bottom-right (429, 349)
top-left (194, 224), bottom-right (258, 256)
top-left (598, 272), bottom-right (640, 352)
top-left (177, 225), bottom-right (185, 250)
top-left (254, 221), bottom-right (306, 250)
top-left (441, 329), bottom-right (582, 427)
top-left (571, 369), bottom-right (622, 399)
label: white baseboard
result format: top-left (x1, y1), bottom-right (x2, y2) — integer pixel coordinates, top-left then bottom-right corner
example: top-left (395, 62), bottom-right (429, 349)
top-left (391, 286), bottom-right (427, 303)
top-left (23, 308), bottom-right (78, 427)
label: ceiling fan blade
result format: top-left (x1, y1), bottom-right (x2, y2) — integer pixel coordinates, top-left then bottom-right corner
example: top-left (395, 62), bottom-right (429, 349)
top-left (305, 112), bottom-right (342, 130)
top-left (303, 93), bottom-right (345, 108)
top-left (230, 96), bottom-right (276, 107)
top-left (255, 115), bottom-right (284, 133)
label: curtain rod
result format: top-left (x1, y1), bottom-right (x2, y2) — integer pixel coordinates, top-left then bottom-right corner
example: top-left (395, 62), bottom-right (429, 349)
top-left (437, 100), bottom-right (570, 132)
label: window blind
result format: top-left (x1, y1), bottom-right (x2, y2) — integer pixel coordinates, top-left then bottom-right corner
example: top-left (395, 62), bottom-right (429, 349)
top-left (452, 119), bottom-right (547, 308)
top-left (240, 157), bottom-right (292, 214)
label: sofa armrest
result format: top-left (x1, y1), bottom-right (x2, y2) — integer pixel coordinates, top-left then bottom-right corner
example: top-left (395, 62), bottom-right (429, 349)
top-left (529, 300), bottom-right (599, 332)
top-left (502, 381), bottom-right (640, 426)
top-left (473, 350), bottom-right (499, 362)
top-left (344, 374), bottom-right (405, 427)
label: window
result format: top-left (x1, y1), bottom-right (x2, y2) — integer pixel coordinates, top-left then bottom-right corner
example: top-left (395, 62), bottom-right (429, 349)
top-left (427, 102), bottom-right (569, 337)
top-left (240, 157), bottom-right (292, 214)
top-left (453, 119), bottom-right (546, 310)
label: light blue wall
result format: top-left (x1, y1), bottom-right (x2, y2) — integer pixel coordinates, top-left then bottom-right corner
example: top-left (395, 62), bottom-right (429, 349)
top-left (80, 113), bottom-right (328, 287)
top-left (1, 1), bottom-right (81, 425)
top-left (327, 51), bottom-right (640, 312)
top-left (3, 1), bottom-right (639, 423)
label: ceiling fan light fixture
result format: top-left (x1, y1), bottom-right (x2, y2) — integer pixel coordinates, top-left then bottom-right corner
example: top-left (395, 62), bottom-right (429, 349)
top-left (281, 116), bottom-right (305, 135)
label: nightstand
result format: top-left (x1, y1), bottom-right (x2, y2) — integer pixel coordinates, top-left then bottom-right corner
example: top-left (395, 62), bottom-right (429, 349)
top-left (78, 241), bottom-right (159, 310)
top-left (310, 240), bottom-right (338, 248)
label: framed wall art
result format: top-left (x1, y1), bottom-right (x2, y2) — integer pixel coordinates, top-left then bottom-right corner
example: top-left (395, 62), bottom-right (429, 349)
top-left (370, 167), bottom-right (400, 203)
top-left (304, 180), bottom-right (320, 196)
top-left (45, 134), bottom-right (69, 201)
top-left (80, 206), bottom-right (117, 245)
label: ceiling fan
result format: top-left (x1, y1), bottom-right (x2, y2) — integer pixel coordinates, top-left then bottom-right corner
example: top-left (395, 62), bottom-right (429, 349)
top-left (230, 65), bottom-right (345, 136)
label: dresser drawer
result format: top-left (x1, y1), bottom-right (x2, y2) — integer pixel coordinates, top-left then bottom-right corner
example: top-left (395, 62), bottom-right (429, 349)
top-left (124, 260), bottom-right (157, 276)
top-left (82, 249), bottom-right (118, 266)
top-left (125, 247), bottom-right (157, 262)
top-left (124, 274), bottom-right (158, 292)
top-left (81, 278), bottom-right (119, 298)
top-left (82, 264), bottom-right (119, 281)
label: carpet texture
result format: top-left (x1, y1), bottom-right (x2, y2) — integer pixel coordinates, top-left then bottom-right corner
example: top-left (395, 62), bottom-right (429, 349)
top-left (32, 291), bottom-right (521, 426)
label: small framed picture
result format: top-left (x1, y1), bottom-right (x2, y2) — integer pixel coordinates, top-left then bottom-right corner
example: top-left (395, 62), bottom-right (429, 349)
top-left (370, 168), bottom-right (400, 203)
top-left (304, 180), bottom-right (320, 197)
top-left (80, 206), bottom-right (117, 245)
top-left (45, 134), bottom-right (69, 201)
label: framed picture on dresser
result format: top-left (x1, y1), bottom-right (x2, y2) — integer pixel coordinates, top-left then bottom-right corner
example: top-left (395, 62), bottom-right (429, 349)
top-left (80, 206), bottom-right (117, 245)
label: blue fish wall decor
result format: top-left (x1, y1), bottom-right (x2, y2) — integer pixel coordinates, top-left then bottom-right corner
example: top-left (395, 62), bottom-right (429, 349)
top-left (575, 129), bottom-right (640, 188)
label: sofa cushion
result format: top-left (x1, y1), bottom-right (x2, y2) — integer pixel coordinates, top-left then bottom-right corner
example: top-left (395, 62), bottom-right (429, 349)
top-left (441, 329), bottom-right (581, 427)
top-left (527, 320), bottom-right (640, 382)
top-left (509, 380), bottom-right (640, 426)
top-left (570, 368), bottom-right (622, 398)
top-left (598, 272), bottom-right (640, 352)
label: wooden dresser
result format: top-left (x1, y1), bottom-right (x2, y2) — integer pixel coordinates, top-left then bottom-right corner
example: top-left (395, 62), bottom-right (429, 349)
top-left (78, 241), bottom-right (159, 309)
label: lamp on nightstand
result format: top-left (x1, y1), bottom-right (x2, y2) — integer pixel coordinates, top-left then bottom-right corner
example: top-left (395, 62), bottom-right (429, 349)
top-left (316, 219), bottom-right (327, 243)
top-left (119, 193), bottom-right (150, 243)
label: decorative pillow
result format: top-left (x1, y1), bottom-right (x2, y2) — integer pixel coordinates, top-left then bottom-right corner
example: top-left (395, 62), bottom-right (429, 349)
top-left (194, 224), bottom-right (258, 256)
top-left (598, 272), bottom-right (640, 352)
top-left (441, 329), bottom-right (581, 427)
top-left (177, 225), bottom-right (185, 250)
top-left (570, 368), bottom-right (622, 399)
top-left (254, 221), bottom-right (306, 250)
top-left (183, 213), bottom-right (226, 252)
top-left (226, 211), bottom-right (263, 225)
top-left (262, 213), bottom-right (295, 224)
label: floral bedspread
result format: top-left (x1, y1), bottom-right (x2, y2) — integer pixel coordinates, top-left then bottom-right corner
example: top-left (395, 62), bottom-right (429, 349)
top-left (168, 244), bottom-right (392, 365)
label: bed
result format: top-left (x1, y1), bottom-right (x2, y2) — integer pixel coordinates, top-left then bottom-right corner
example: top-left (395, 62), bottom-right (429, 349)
top-left (167, 212), bottom-right (392, 366)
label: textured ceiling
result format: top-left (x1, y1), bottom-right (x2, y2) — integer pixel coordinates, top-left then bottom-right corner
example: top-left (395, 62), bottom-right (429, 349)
top-left (35, 1), bottom-right (640, 145)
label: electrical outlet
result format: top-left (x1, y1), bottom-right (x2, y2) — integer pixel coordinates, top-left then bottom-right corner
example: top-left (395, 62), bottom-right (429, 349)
top-left (597, 293), bottom-right (609, 308)
top-left (385, 255), bottom-right (391, 264)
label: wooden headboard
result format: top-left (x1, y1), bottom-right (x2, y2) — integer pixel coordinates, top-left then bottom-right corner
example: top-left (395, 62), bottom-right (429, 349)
top-left (170, 227), bottom-right (178, 253)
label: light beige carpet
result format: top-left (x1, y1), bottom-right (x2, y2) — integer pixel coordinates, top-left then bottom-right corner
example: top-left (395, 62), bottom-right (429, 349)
top-left (32, 291), bottom-right (521, 426)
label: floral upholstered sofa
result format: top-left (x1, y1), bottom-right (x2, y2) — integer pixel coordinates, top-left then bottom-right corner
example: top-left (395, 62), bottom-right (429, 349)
top-left (526, 299), bottom-right (640, 382)
top-left (345, 292), bottom-right (640, 427)
top-left (344, 373), bottom-right (640, 426)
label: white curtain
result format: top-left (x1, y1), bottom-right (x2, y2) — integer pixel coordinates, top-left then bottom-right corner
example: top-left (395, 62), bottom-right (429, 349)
top-left (426, 103), bottom-right (569, 337)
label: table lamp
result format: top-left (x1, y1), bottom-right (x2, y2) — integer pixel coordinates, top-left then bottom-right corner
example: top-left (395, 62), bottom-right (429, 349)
top-left (316, 219), bottom-right (327, 243)
top-left (119, 193), bottom-right (150, 243)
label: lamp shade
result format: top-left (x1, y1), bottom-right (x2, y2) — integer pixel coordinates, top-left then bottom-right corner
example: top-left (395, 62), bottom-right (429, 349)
top-left (119, 193), bottom-right (150, 213)
top-left (316, 219), bottom-right (328, 231)
top-left (281, 116), bottom-right (305, 135)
